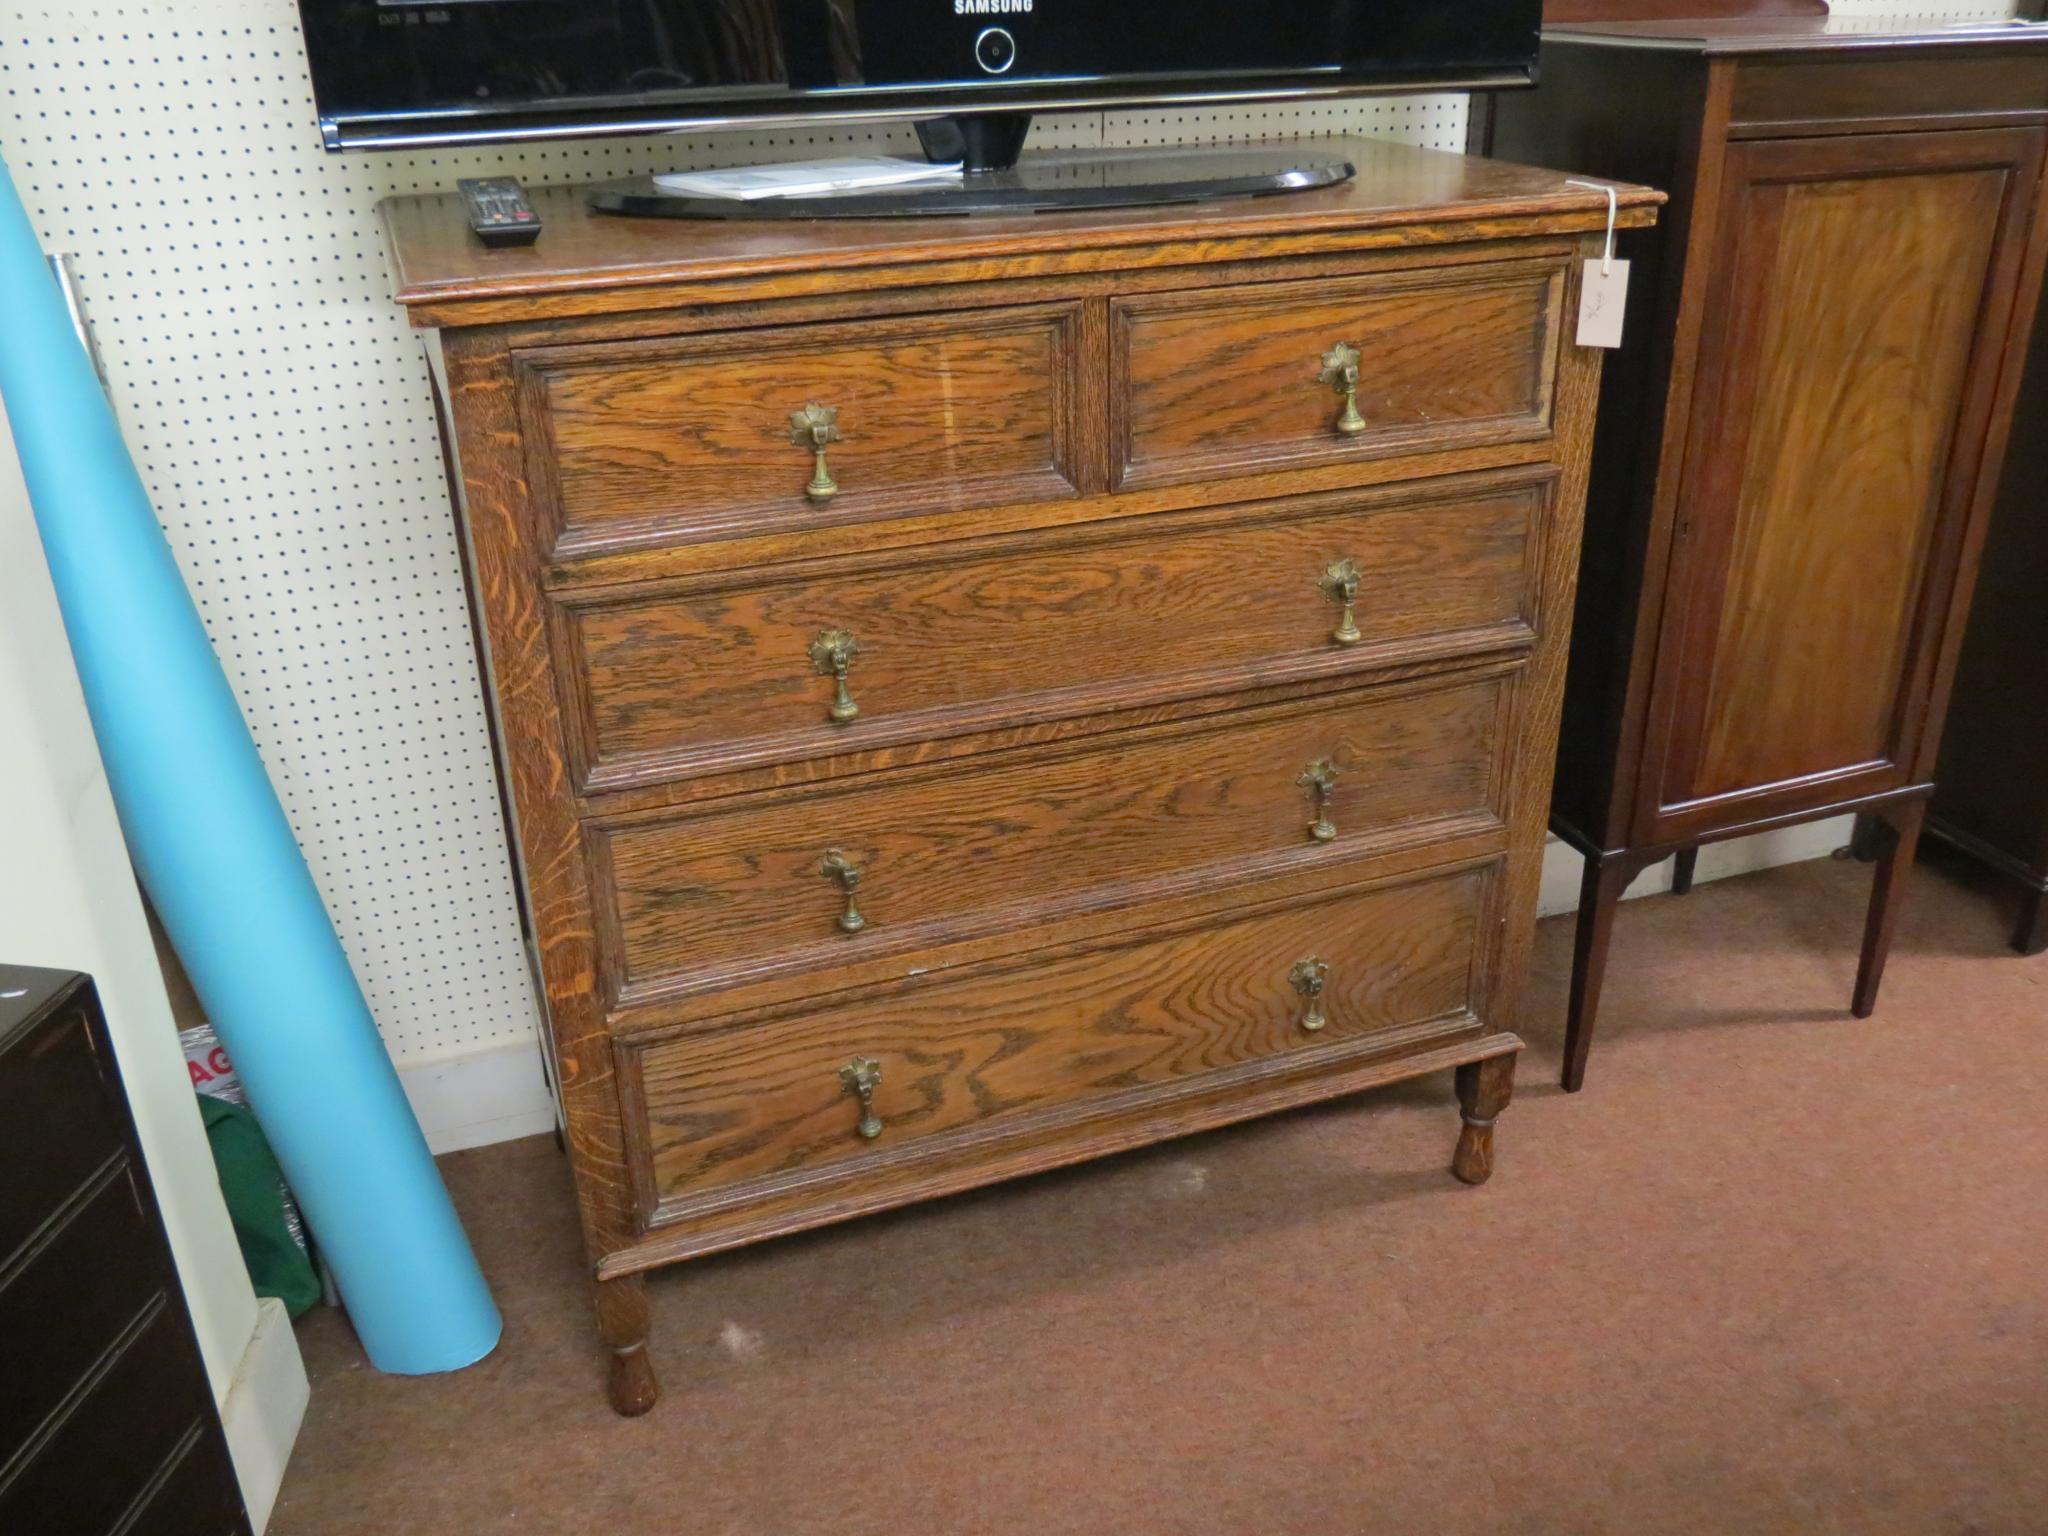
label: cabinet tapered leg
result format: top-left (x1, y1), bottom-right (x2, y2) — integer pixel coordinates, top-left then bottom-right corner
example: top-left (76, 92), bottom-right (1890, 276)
top-left (1562, 853), bottom-right (1643, 1093)
top-left (1852, 800), bottom-right (1926, 1019)
top-left (1670, 847), bottom-right (1699, 895)
top-left (1452, 1052), bottom-right (1516, 1186)
top-left (595, 1272), bottom-right (659, 1417)
top-left (2015, 888), bottom-right (2048, 958)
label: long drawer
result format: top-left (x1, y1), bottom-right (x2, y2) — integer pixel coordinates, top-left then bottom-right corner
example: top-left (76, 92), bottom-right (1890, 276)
top-left (1111, 258), bottom-right (1566, 491)
top-left (591, 669), bottom-right (1510, 1013)
top-left (554, 468), bottom-right (1552, 793)
top-left (621, 861), bottom-right (1492, 1226)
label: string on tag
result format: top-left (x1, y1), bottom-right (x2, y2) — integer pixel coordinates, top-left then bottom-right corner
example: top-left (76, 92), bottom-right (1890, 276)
top-left (1565, 178), bottom-right (1618, 274)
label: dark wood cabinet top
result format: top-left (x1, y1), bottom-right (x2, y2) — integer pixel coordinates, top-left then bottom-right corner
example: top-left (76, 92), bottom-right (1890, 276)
top-left (1546, 15), bottom-right (2048, 53)
top-left (0, 963), bottom-right (83, 1045)
top-left (380, 139), bottom-right (1660, 323)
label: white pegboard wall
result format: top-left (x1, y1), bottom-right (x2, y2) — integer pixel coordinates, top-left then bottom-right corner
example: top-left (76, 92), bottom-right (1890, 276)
top-left (0, 0), bottom-right (1470, 1070)
top-left (1827, 0), bottom-right (2026, 20)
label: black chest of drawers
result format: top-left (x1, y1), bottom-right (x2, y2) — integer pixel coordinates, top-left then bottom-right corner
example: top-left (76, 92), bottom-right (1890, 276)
top-left (0, 966), bottom-right (249, 1536)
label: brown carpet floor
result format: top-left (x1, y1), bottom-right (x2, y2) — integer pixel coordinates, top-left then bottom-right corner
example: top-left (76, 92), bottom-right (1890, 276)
top-left (269, 850), bottom-right (2048, 1536)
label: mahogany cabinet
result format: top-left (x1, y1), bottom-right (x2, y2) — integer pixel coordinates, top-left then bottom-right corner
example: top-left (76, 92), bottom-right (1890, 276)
top-left (1931, 305), bottom-right (2048, 954)
top-left (382, 142), bottom-right (1659, 1412)
top-left (1486, 18), bottom-right (2048, 1089)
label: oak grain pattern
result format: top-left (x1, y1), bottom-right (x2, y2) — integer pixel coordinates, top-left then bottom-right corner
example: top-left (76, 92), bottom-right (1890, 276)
top-left (1113, 259), bottom-right (1563, 489)
top-left (593, 672), bottom-right (1507, 1008)
top-left (559, 471), bottom-right (1550, 791)
top-left (519, 302), bottom-right (1086, 559)
top-left (432, 332), bottom-right (645, 1272)
top-left (631, 866), bottom-right (1486, 1207)
top-left (389, 168), bottom-right (1653, 1402)
top-left (380, 138), bottom-right (1663, 328)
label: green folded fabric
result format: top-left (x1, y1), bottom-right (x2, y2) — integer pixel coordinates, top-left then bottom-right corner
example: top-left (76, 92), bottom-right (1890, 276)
top-left (198, 1094), bottom-right (322, 1319)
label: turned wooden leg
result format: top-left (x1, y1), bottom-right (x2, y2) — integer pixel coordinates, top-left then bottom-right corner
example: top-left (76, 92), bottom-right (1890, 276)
top-left (1452, 1053), bottom-right (1516, 1186)
top-left (1562, 853), bottom-right (1642, 1094)
top-left (594, 1272), bottom-right (659, 1417)
top-left (1670, 846), bottom-right (1699, 896)
top-left (1851, 800), bottom-right (1926, 1020)
top-left (2012, 887), bottom-right (2048, 958)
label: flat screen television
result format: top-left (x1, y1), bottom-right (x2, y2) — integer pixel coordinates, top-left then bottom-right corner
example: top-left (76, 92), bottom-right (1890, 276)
top-left (298, 0), bottom-right (1541, 157)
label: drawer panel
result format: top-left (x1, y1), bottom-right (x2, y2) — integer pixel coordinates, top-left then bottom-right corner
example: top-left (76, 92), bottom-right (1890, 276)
top-left (594, 671), bottom-right (1509, 1010)
top-left (0, 1161), bottom-right (160, 1456)
top-left (627, 863), bottom-right (1489, 1217)
top-left (516, 303), bottom-right (1086, 559)
top-left (558, 469), bottom-right (1550, 792)
top-left (1112, 259), bottom-right (1565, 491)
top-left (0, 1003), bottom-right (121, 1269)
top-left (0, 1299), bottom-right (208, 1536)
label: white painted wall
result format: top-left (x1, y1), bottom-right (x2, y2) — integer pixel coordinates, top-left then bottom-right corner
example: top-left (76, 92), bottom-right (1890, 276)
top-left (0, 396), bottom-right (306, 1531)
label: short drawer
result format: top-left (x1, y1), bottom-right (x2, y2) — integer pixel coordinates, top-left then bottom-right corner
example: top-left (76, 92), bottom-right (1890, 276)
top-left (1111, 258), bottom-right (1565, 491)
top-left (592, 671), bottom-right (1509, 1012)
top-left (556, 467), bottom-right (1551, 792)
top-left (625, 862), bottom-right (1491, 1221)
top-left (515, 302), bottom-right (1086, 559)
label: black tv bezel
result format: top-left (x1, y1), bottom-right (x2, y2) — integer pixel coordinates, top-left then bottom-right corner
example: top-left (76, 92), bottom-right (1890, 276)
top-left (316, 68), bottom-right (1537, 152)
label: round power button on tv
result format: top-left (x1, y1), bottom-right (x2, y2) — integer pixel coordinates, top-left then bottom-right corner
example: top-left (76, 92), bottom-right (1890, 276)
top-left (975, 27), bottom-right (1017, 74)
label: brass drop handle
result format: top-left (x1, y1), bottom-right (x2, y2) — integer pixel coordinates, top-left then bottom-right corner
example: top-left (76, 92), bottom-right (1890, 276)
top-left (790, 401), bottom-right (842, 503)
top-left (1318, 342), bottom-right (1366, 436)
top-left (808, 628), bottom-right (861, 725)
top-left (839, 1056), bottom-right (883, 1140)
top-left (1289, 957), bottom-right (1330, 1033)
top-left (1319, 559), bottom-right (1363, 647)
top-left (1298, 759), bottom-right (1340, 844)
top-left (820, 849), bottom-right (866, 934)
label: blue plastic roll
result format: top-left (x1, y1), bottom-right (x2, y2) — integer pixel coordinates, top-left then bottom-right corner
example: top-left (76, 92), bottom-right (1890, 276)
top-left (0, 149), bottom-right (500, 1373)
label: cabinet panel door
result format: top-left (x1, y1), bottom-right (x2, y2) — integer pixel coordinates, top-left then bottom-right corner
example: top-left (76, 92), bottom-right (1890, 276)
top-left (1641, 127), bottom-right (2046, 840)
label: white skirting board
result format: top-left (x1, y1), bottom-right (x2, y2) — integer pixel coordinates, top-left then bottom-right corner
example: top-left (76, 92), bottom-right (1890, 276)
top-left (218, 1298), bottom-right (309, 1536)
top-left (396, 818), bottom-right (1857, 1155)
top-left (1534, 815), bottom-right (1857, 918)
top-left (398, 1038), bottom-right (560, 1155)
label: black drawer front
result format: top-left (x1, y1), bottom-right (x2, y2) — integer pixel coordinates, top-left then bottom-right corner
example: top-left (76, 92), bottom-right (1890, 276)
top-left (117, 1423), bottom-right (247, 1536)
top-left (0, 1162), bottom-right (162, 1456)
top-left (0, 1003), bottom-right (121, 1267)
top-left (0, 1301), bottom-right (212, 1536)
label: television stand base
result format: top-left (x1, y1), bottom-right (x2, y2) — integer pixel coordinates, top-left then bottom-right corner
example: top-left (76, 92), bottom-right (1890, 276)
top-left (586, 144), bottom-right (1356, 221)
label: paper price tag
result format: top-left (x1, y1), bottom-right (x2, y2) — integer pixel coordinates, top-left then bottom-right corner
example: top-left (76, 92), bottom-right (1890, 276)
top-left (1576, 258), bottom-right (1630, 349)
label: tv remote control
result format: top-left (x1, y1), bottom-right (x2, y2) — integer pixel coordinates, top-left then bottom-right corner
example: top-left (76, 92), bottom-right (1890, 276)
top-left (458, 177), bottom-right (542, 248)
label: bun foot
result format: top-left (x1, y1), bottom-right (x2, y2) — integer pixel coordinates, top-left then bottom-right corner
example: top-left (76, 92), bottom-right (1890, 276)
top-left (1452, 1052), bottom-right (1516, 1186)
top-left (1452, 1120), bottom-right (1496, 1186)
top-left (608, 1343), bottom-right (660, 1417)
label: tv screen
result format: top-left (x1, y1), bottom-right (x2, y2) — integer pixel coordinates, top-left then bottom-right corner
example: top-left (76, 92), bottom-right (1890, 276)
top-left (299, 0), bottom-right (1539, 150)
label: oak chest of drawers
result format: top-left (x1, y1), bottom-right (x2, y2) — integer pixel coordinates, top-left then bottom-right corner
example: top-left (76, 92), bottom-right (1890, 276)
top-left (381, 140), bottom-right (1659, 1413)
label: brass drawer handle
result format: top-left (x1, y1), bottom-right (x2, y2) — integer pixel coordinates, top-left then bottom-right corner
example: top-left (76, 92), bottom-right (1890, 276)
top-left (808, 628), bottom-right (861, 724)
top-left (839, 1056), bottom-right (883, 1140)
top-left (1289, 957), bottom-right (1330, 1033)
top-left (820, 849), bottom-right (866, 934)
top-left (1319, 559), bottom-right (1363, 647)
top-left (789, 401), bottom-right (842, 503)
top-left (1317, 342), bottom-right (1366, 436)
top-left (1298, 759), bottom-right (1340, 843)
